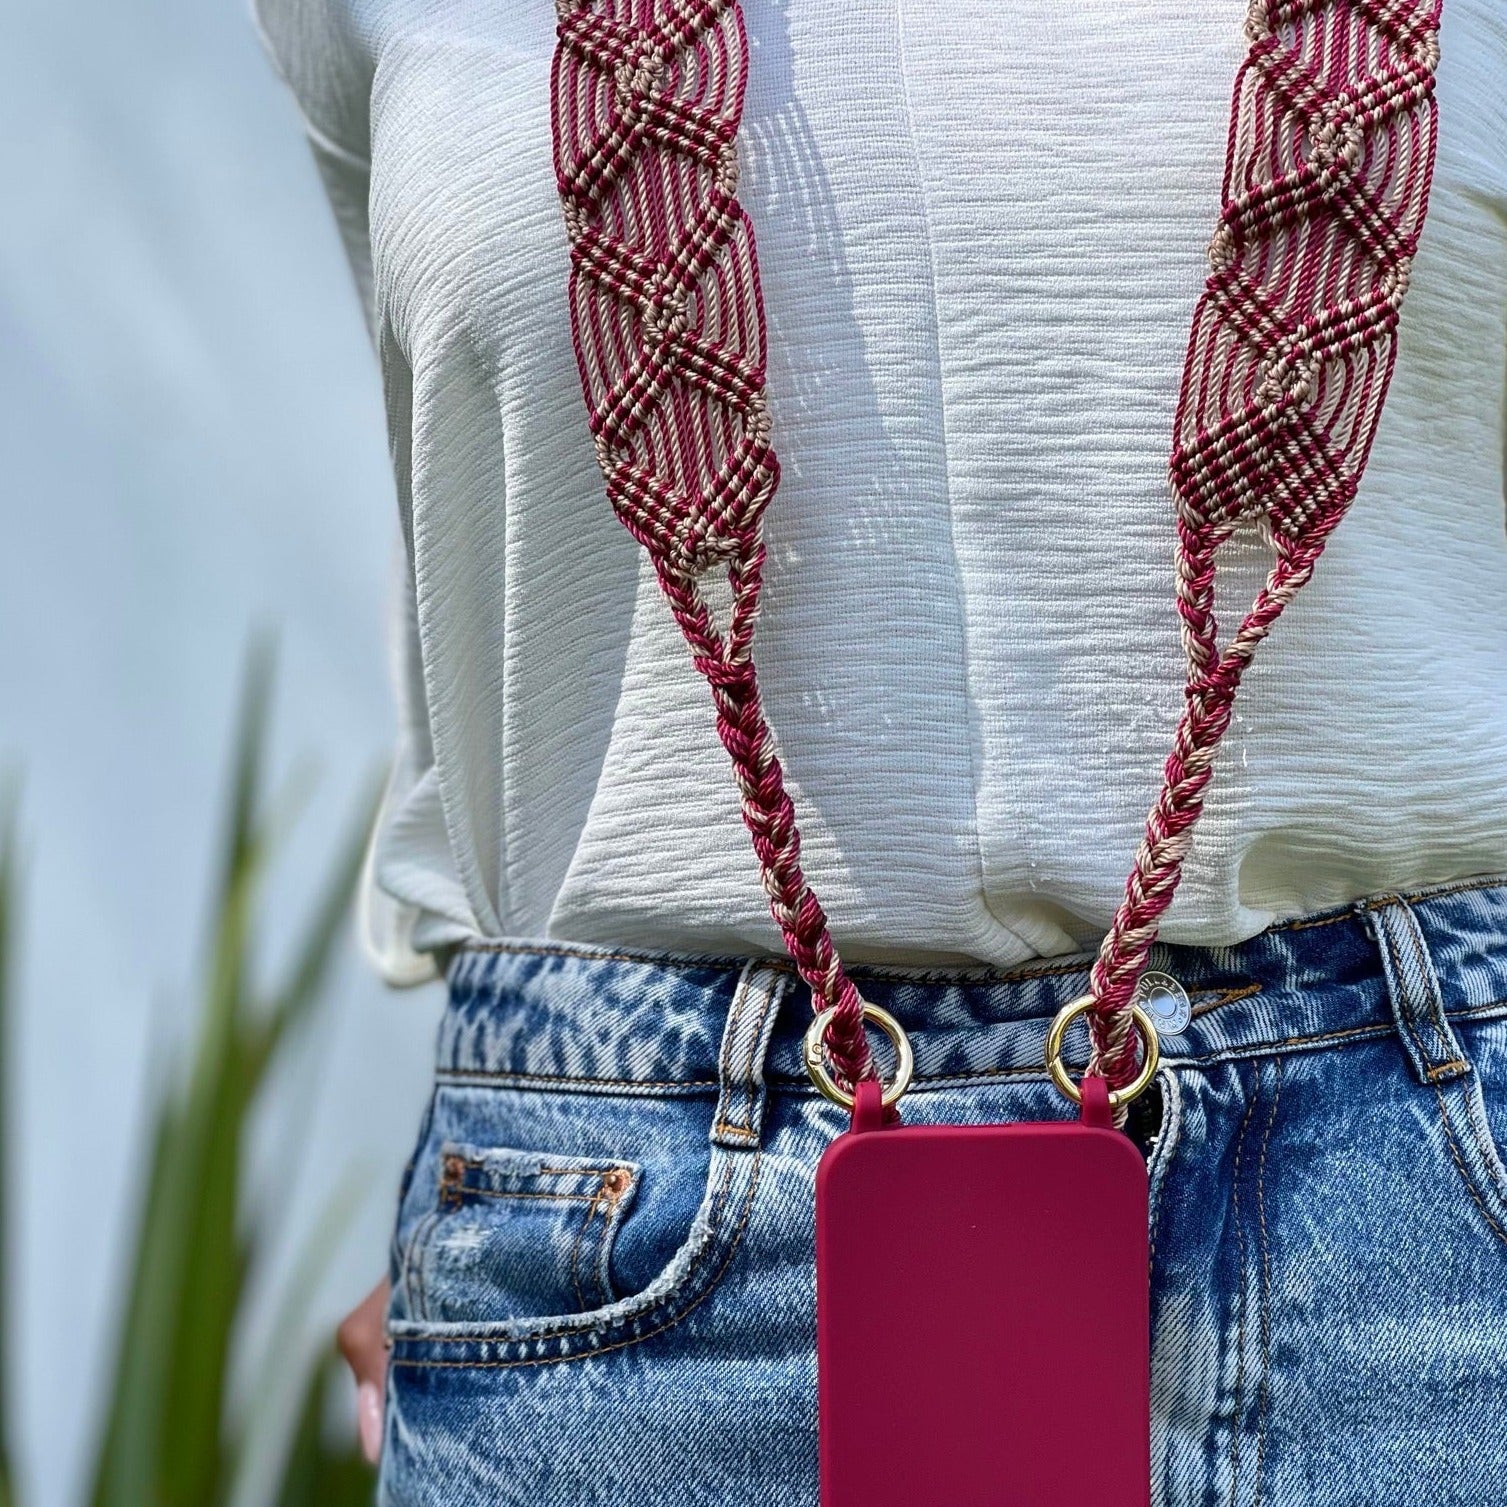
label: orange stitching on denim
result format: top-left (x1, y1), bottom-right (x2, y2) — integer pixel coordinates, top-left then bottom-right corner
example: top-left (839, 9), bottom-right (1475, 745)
top-left (437, 1068), bottom-right (721, 1091)
top-left (450, 1188), bottom-right (599, 1204)
top-left (1425, 1060), bottom-right (1469, 1083)
top-left (1190, 983), bottom-right (1265, 1019)
top-left (1279, 1021), bottom-right (1386, 1048)
top-left (1252, 1058), bottom-right (1284, 1507)
top-left (390, 1148), bottom-right (764, 1370)
top-left (1279, 910), bottom-right (1354, 932)
top-left (1456, 1066), bottom-right (1507, 1202)
top-left (403, 1148), bottom-right (740, 1348)
top-left (1453, 1002), bottom-right (1507, 1022)
top-left (1432, 1082), bottom-right (1507, 1250)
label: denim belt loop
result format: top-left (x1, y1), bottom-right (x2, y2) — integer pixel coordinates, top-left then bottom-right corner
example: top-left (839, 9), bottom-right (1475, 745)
top-left (711, 962), bottom-right (792, 1150)
top-left (1363, 897), bottom-right (1472, 1087)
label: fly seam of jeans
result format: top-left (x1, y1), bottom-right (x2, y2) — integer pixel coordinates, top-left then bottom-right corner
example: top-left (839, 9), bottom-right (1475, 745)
top-left (1371, 897), bottom-right (1507, 1248)
top-left (1227, 1062), bottom-right (1265, 1505)
top-left (1429, 1081), bottom-right (1507, 1249)
top-left (1449, 1034), bottom-right (1507, 1203)
top-left (1252, 1057), bottom-right (1284, 1507)
top-left (1464, 1091), bottom-right (1507, 1199)
top-left (1147, 1068), bottom-right (1184, 1276)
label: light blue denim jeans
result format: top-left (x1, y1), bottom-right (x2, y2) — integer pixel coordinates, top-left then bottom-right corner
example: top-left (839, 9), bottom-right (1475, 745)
top-left (380, 879), bottom-right (1507, 1505)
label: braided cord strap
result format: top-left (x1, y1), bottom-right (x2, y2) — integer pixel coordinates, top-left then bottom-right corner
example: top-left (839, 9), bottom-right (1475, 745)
top-left (1087, 0), bottom-right (1443, 1093)
top-left (549, 0), bottom-right (1445, 1105)
top-left (550, 0), bottom-right (874, 1089)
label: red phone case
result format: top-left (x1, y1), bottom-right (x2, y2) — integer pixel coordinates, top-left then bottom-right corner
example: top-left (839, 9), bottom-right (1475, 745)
top-left (815, 1106), bottom-right (1150, 1506)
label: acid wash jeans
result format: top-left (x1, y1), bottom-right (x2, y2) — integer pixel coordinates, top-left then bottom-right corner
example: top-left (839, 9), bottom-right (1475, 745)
top-left (380, 878), bottom-right (1507, 1506)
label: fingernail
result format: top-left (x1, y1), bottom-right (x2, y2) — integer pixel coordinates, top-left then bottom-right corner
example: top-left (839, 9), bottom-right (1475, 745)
top-left (357, 1380), bottom-right (383, 1464)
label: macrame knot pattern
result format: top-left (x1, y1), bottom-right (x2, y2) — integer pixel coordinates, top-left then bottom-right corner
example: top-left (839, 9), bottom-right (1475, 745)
top-left (1087, 0), bottom-right (1442, 1108)
top-left (552, 0), bottom-right (875, 1091)
top-left (554, 0), bottom-right (778, 579)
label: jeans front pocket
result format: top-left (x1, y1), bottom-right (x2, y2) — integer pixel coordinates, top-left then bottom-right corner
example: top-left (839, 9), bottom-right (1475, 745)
top-left (405, 1143), bottom-right (642, 1325)
top-left (386, 1080), bottom-right (763, 1370)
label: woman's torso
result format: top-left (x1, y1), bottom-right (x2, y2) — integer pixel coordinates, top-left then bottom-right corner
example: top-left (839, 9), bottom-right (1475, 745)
top-left (255, 0), bottom-right (1507, 981)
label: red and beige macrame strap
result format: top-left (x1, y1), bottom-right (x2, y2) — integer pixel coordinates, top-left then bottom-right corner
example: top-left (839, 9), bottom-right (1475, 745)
top-left (550, 0), bottom-right (875, 1090)
top-left (550, 0), bottom-right (1444, 1104)
top-left (1085, 0), bottom-right (1443, 1097)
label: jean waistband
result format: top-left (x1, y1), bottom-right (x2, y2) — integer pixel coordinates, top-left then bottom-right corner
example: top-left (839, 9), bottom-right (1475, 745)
top-left (438, 876), bottom-right (1507, 1097)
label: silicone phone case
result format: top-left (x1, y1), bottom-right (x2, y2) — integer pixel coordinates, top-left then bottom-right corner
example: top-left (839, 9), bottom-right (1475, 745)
top-left (816, 1114), bottom-right (1150, 1506)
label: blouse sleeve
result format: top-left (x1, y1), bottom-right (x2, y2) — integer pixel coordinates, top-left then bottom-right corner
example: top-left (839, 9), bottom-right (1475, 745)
top-left (249, 0), bottom-right (376, 339)
top-left (250, 0), bottom-right (444, 985)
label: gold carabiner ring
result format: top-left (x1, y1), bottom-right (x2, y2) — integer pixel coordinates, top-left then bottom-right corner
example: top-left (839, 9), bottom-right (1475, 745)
top-left (803, 1001), bottom-right (915, 1111)
top-left (1045, 994), bottom-right (1161, 1109)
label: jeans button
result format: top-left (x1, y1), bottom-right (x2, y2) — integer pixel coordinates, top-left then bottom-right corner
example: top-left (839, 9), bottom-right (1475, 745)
top-left (1133, 970), bottom-right (1192, 1037)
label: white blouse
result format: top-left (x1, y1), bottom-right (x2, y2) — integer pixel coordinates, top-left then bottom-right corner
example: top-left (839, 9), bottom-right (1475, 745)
top-left (254, 0), bottom-right (1507, 985)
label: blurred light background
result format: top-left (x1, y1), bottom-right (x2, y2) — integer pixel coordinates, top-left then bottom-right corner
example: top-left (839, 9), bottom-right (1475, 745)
top-left (0, 2), bottom-right (440, 1503)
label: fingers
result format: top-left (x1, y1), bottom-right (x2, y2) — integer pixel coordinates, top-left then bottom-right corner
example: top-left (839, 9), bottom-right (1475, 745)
top-left (357, 1380), bottom-right (384, 1467)
top-left (337, 1277), bottom-right (391, 1464)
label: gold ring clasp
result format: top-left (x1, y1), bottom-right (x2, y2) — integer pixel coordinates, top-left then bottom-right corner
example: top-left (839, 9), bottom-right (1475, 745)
top-left (1045, 994), bottom-right (1161, 1109)
top-left (803, 1001), bottom-right (915, 1111)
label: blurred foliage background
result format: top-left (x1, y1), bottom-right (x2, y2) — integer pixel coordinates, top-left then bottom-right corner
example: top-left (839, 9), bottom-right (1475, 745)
top-left (0, 1), bottom-right (442, 1501)
top-left (1, 656), bottom-right (379, 1505)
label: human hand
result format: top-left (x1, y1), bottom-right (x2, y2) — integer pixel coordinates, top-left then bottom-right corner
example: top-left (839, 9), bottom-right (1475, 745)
top-left (337, 1277), bottom-right (391, 1464)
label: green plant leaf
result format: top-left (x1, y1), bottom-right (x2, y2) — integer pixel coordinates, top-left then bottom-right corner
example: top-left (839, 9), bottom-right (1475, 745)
top-left (0, 777), bottom-right (21, 1507)
top-left (273, 1354), bottom-right (374, 1507)
top-left (247, 770), bottom-right (381, 1086)
top-left (226, 1169), bottom-right (366, 1507)
top-left (86, 644), bottom-right (273, 1507)
top-left (83, 639), bottom-right (375, 1507)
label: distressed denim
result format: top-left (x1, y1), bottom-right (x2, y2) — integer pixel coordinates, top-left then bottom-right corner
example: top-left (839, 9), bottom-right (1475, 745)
top-left (381, 879), bottom-right (1507, 1506)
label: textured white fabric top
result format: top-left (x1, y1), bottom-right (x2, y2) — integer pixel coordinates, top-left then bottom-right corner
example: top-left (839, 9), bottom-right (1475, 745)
top-left (254, 0), bottom-right (1507, 986)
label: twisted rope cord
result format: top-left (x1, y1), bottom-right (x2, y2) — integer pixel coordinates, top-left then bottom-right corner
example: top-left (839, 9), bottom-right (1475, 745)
top-left (551, 0), bottom-right (873, 1088)
top-left (1086, 0), bottom-right (1443, 1103)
